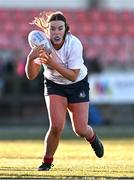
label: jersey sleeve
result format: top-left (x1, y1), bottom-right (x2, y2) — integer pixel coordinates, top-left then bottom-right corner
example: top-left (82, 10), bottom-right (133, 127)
top-left (67, 37), bottom-right (84, 69)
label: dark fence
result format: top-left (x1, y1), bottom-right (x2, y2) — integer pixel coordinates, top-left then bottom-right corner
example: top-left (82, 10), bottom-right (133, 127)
top-left (0, 72), bottom-right (50, 125)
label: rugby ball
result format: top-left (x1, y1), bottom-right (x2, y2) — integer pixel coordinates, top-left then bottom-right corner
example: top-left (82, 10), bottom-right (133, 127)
top-left (28, 30), bottom-right (52, 54)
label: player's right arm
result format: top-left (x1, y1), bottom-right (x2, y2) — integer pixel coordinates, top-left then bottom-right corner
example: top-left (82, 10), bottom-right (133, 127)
top-left (25, 47), bottom-right (41, 80)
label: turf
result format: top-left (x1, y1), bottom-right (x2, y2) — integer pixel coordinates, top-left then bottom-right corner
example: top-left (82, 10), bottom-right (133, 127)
top-left (0, 138), bottom-right (134, 179)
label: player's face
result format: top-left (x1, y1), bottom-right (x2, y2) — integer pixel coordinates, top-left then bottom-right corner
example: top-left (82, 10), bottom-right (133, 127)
top-left (48, 20), bottom-right (66, 46)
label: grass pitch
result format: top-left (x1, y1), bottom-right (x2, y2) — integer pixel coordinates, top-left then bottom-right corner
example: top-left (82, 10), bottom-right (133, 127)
top-left (0, 138), bottom-right (134, 179)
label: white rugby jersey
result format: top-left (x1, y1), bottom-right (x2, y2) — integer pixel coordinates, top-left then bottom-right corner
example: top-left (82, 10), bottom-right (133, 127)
top-left (43, 32), bottom-right (88, 84)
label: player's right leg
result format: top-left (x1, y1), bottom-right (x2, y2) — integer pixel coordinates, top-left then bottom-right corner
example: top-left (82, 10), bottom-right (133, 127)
top-left (38, 95), bottom-right (68, 171)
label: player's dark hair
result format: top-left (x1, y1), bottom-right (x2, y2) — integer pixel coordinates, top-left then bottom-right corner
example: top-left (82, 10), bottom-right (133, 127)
top-left (30, 11), bottom-right (69, 39)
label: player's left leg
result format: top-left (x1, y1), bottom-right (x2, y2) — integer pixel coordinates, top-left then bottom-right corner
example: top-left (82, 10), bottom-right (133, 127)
top-left (68, 102), bottom-right (104, 158)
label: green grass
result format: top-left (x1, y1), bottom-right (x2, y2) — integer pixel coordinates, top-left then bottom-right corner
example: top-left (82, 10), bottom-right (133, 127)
top-left (0, 138), bottom-right (134, 179)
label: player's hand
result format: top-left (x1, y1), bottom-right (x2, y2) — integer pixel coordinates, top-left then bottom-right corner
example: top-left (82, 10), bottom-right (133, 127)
top-left (39, 51), bottom-right (52, 64)
top-left (39, 49), bottom-right (56, 68)
top-left (28, 45), bottom-right (44, 60)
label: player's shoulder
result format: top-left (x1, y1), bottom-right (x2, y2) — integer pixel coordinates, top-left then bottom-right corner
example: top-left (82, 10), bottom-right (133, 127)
top-left (66, 32), bottom-right (83, 47)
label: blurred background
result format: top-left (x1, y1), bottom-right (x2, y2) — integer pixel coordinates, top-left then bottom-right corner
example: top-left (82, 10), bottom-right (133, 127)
top-left (0, 0), bottom-right (134, 137)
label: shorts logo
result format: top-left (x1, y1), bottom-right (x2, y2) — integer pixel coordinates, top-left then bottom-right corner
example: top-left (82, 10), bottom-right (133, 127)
top-left (79, 91), bottom-right (86, 98)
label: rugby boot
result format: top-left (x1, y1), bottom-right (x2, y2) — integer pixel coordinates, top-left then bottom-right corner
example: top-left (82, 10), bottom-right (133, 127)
top-left (90, 135), bottom-right (104, 158)
top-left (38, 163), bottom-right (53, 171)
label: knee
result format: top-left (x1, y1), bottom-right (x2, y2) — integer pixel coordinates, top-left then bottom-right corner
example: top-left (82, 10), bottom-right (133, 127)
top-left (50, 125), bottom-right (63, 136)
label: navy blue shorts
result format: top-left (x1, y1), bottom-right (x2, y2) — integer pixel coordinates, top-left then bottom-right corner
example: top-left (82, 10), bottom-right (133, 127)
top-left (44, 76), bottom-right (90, 103)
